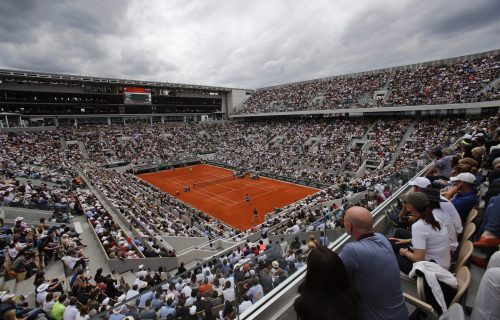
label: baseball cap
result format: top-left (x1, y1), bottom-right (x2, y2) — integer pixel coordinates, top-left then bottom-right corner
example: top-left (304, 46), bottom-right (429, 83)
top-left (409, 177), bottom-right (431, 189)
top-left (450, 172), bottom-right (476, 184)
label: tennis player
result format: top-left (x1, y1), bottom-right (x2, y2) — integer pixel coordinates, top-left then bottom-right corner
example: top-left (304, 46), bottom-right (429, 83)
top-left (252, 208), bottom-right (260, 223)
top-left (245, 194), bottom-right (250, 206)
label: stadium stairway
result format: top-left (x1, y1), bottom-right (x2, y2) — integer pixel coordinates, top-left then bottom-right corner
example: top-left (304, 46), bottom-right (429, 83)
top-left (15, 176), bottom-right (65, 190)
top-left (387, 120), bottom-right (418, 167)
top-left (75, 167), bottom-right (135, 237)
top-left (382, 71), bottom-right (394, 90)
top-left (1, 214), bottom-right (118, 309)
top-left (268, 133), bottom-right (287, 146)
top-left (308, 123), bottom-right (333, 153)
top-left (340, 139), bottom-right (363, 172)
top-left (75, 140), bottom-right (90, 159)
top-left (361, 121), bottom-right (377, 140)
top-left (357, 94), bottom-right (375, 106)
top-left (73, 214), bottom-right (113, 276)
top-left (481, 76), bottom-right (500, 94)
top-left (60, 136), bottom-right (67, 150)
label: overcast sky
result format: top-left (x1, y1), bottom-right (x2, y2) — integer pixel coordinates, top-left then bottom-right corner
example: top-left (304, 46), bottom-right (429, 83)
top-left (1, 0), bottom-right (499, 89)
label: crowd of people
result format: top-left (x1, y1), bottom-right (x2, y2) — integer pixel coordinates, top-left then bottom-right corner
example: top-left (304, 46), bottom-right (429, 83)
top-left (294, 122), bottom-right (500, 320)
top-left (70, 117), bottom-right (491, 190)
top-left (387, 55), bottom-right (500, 106)
top-left (2, 116), bottom-right (496, 231)
top-left (0, 207), bottom-right (326, 320)
top-left (235, 73), bottom-right (388, 114)
top-left (234, 53), bottom-right (499, 114)
top-left (0, 112), bottom-right (499, 319)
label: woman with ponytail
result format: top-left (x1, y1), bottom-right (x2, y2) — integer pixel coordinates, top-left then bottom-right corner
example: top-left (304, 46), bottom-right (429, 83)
top-left (390, 192), bottom-right (451, 274)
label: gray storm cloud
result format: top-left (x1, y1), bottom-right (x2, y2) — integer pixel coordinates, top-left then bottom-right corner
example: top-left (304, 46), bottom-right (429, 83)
top-left (0, 0), bottom-right (499, 88)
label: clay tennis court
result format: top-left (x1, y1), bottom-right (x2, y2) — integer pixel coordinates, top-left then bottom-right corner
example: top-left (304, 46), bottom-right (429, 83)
top-left (138, 164), bottom-right (319, 230)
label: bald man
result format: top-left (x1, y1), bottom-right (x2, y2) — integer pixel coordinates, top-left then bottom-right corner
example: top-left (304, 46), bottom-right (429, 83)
top-left (339, 206), bottom-right (408, 320)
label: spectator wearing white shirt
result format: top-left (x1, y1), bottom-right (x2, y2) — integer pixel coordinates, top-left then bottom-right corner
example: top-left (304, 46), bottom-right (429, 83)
top-left (125, 284), bottom-right (140, 304)
top-left (222, 280), bottom-right (235, 302)
top-left (62, 297), bottom-right (79, 320)
top-left (239, 295), bottom-right (253, 313)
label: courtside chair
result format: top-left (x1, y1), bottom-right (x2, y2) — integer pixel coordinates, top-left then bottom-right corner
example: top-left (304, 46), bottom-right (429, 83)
top-left (450, 266), bottom-right (471, 305)
top-left (465, 208), bottom-right (478, 226)
top-left (403, 292), bottom-right (439, 320)
top-left (453, 240), bottom-right (473, 273)
top-left (416, 266), bottom-right (471, 309)
top-left (460, 223), bottom-right (476, 249)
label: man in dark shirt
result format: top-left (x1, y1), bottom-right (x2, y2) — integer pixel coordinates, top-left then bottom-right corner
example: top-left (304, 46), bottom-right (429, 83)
top-left (445, 172), bottom-right (480, 224)
top-left (193, 293), bottom-right (211, 318)
top-left (11, 251), bottom-right (35, 278)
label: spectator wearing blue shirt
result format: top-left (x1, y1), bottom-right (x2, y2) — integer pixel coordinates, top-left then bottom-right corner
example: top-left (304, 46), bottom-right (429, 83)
top-left (109, 305), bottom-right (126, 320)
top-left (150, 290), bottom-right (164, 311)
top-left (157, 298), bottom-right (175, 319)
top-left (138, 289), bottom-right (154, 308)
top-left (340, 206), bottom-right (408, 320)
top-left (445, 172), bottom-right (479, 224)
top-left (474, 196), bottom-right (500, 248)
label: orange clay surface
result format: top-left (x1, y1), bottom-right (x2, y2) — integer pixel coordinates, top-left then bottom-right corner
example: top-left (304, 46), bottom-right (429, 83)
top-left (138, 164), bottom-right (319, 231)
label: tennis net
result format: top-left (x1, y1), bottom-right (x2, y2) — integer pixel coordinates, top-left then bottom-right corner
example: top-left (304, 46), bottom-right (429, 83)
top-left (193, 175), bottom-right (235, 189)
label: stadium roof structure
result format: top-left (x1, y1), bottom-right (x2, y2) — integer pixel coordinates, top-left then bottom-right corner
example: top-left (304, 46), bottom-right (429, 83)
top-left (0, 68), bottom-right (253, 92)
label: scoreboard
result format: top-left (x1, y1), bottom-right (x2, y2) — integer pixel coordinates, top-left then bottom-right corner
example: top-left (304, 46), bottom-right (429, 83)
top-left (124, 87), bottom-right (151, 104)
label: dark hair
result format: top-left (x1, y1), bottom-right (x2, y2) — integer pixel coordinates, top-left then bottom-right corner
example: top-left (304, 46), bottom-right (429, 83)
top-left (488, 169), bottom-right (500, 182)
top-left (222, 300), bottom-right (233, 317)
top-left (419, 206), bottom-right (441, 231)
top-left (69, 297), bottom-right (78, 306)
top-left (58, 294), bottom-right (67, 303)
top-left (80, 305), bottom-right (89, 316)
top-left (294, 246), bottom-right (360, 320)
top-left (433, 148), bottom-right (443, 158)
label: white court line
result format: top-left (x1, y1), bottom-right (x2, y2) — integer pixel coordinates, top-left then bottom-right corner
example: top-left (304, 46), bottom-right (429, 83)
top-left (160, 171), bottom-right (238, 204)
top-left (202, 163), bottom-right (321, 192)
top-left (191, 187), bottom-right (239, 205)
top-left (230, 189), bottom-right (276, 207)
top-left (193, 181), bottom-right (273, 205)
top-left (233, 178), bottom-right (279, 192)
top-left (169, 176), bottom-right (191, 186)
top-left (204, 171), bottom-right (278, 193)
top-left (214, 181), bottom-right (277, 197)
top-left (191, 174), bottom-right (236, 187)
top-left (168, 177), bottom-right (236, 205)
top-left (199, 175), bottom-right (278, 196)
